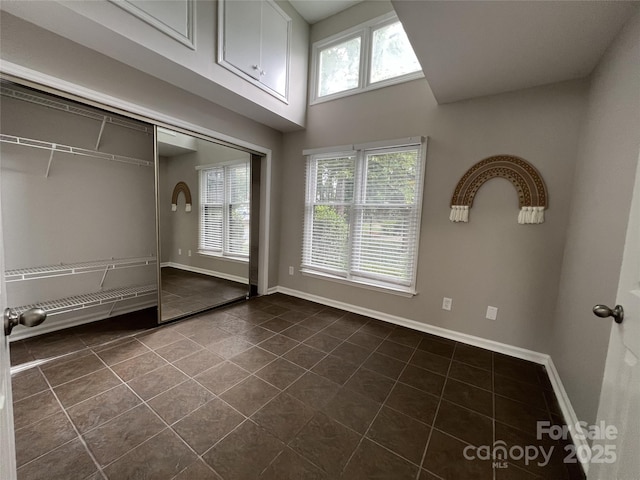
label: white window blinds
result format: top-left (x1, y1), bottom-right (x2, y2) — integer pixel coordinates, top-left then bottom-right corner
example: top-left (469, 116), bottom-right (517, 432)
top-left (302, 138), bottom-right (426, 294)
top-left (199, 162), bottom-right (250, 259)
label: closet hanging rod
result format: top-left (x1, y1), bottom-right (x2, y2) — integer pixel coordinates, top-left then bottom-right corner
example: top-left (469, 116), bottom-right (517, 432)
top-left (0, 85), bottom-right (151, 134)
top-left (0, 134), bottom-right (153, 168)
top-left (10, 284), bottom-right (157, 317)
top-left (5, 256), bottom-right (157, 282)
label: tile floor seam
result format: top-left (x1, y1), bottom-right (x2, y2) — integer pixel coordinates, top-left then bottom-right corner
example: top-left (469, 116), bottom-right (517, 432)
top-left (92, 357), bottom-right (213, 478)
top-left (197, 417), bottom-right (263, 477)
top-left (341, 336), bottom-right (421, 477)
top-left (34, 363), bottom-right (107, 479)
top-left (94, 349), bottom-right (157, 371)
top-left (10, 348), bottom-right (94, 375)
top-left (416, 341), bottom-right (457, 480)
top-left (134, 327), bottom-right (191, 349)
top-left (74, 401), bottom-right (143, 437)
top-left (189, 365), bottom-right (253, 399)
top-left (39, 361), bottom-right (135, 396)
top-left (492, 352), bottom-right (497, 480)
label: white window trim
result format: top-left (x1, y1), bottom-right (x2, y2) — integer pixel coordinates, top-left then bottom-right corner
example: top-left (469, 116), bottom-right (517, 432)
top-left (301, 137), bottom-right (428, 296)
top-left (198, 159), bottom-right (250, 262)
top-left (310, 12), bottom-right (424, 105)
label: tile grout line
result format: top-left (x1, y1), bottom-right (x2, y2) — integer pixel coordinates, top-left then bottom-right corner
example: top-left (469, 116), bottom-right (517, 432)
top-left (31, 364), bottom-right (108, 479)
top-left (492, 351), bottom-right (497, 480)
top-left (416, 342), bottom-right (457, 480)
top-left (88, 352), bottom-right (227, 478)
top-left (340, 331), bottom-right (420, 476)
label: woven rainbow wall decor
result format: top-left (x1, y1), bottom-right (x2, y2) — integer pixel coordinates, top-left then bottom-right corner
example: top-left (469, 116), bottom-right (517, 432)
top-left (450, 155), bottom-right (548, 224)
top-left (171, 181), bottom-right (192, 212)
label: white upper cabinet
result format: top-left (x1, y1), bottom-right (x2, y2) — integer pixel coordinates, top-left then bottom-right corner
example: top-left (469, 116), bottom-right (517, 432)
top-left (111, 0), bottom-right (194, 48)
top-left (219, 0), bottom-right (292, 102)
top-left (0, 0), bottom-right (308, 130)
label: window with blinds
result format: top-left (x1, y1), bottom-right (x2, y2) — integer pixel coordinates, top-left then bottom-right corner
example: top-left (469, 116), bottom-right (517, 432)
top-left (302, 138), bottom-right (426, 295)
top-left (199, 161), bottom-right (250, 260)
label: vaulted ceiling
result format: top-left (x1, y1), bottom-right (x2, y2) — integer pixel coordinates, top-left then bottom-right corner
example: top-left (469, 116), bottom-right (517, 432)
top-left (392, 0), bottom-right (638, 103)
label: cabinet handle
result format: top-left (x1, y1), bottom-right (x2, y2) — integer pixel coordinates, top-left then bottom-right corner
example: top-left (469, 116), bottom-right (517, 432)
top-left (252, 64), bottom-right (260, 70)
top-left (259, 69), bottom-right (266, 76)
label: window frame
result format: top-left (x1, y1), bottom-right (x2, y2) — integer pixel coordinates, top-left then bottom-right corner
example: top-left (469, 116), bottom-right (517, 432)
top-left (310, 12), bottom-right (423, 105)
top-left (301, 137), bottom-right (427, 296)
top-left (197, 160), bottom-right (250, 262)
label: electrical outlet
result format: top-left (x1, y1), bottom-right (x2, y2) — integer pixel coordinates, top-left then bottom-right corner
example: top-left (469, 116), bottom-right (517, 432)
top-left (288, 266), bottom-right (294, 275)
top-left (178, 248), bottom-right (182, 255)
top-left (442, 297), bottom-right (452, 311)
top-left (486, 306), bottom-right (498, 320)
top-left (188, 250), bottom-right (192, 257)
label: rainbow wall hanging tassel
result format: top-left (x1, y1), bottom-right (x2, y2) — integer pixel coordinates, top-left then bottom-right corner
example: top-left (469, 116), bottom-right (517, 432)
top-left (450, 155), bottom-right (548, 224)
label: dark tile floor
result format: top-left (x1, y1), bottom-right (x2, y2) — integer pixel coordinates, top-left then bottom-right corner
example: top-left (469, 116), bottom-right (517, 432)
top-left (160, 267), bottom-right (248, 321)
top-left (10, 293), bottom-right (585, 480)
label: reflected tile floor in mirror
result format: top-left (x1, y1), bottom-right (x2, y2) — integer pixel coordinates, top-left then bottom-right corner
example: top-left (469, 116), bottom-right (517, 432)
top-left (161, 267), bottom-right (248, 321)
top-left (10, 294), bottom-right (586, 480)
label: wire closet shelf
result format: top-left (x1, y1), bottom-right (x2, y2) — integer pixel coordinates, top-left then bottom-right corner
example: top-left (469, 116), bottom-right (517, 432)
top-left (11, 284), bottom-right (158, 316)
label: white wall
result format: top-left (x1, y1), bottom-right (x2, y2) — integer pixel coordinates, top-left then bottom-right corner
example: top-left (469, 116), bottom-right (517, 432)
top-left (278, 2), bottom-right (588, 354)
top-left (550, 10), bottom-right (640, 425)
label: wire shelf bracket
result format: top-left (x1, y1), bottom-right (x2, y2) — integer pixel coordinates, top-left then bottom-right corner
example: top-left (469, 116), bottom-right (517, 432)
top-left (0, 84), bottom-right (151, 135)
top-left (0, 134), bottom-right (153, 169)
top-left (5, 256), bottom-right (157, 282)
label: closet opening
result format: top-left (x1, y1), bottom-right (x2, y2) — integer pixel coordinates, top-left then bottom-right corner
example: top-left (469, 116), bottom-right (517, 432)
top-left (1, 77), bottom-right (269, 345)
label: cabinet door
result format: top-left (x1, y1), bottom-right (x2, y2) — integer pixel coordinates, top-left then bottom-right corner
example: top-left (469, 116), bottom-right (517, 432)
top-left (223, 0), bottom-right (261, 80)
top-left (259, 0), bottom-right (290, 98)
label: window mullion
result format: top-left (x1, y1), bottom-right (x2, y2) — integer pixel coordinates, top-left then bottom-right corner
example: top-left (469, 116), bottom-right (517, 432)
top-left (361, 26), bottom-right (372, 89)
top-left (302, 158), bottom-right (317, 267)
top-left (222, 165), bottom-right (229, 256)
top-left (347, 149), bottom-right (364, 280)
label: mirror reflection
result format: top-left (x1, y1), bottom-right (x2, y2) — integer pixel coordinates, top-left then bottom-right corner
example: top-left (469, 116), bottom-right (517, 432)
top-left (157, 128), bottom-right (250, 322)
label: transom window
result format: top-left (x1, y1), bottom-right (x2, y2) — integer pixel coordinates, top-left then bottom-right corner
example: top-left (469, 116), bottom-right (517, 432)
top-left (198, 161), bottom-right (250, 260)
top-left (311, 12), bottom-right (422, 104)
top-left (302, 137), bottom-right (427, 295)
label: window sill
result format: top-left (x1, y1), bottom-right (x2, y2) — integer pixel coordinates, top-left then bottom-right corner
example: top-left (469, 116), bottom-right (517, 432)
top-left (300, 268), bottom-right (417, 298)
top-left (197, 250), bottom-right (248, 264)
top-left (310, 71), bottom-right (424, 106)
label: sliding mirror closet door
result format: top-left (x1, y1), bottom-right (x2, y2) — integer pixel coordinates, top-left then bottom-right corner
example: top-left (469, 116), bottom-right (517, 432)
top-left (0, 80), bottom-right (157, 340)
top-left (157, 128), bottom-right (250, 322)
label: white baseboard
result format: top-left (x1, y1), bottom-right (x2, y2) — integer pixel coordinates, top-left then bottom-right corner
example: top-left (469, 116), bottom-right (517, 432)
top-left (270, 285), bottom-right (587, 475)
top-left (162, 262), bottom-right (248, 285)
top-left (8, 296), bottom-right (157, 342)
top-left (275, 286), bottom-right (548, 364)
top-left (544, 357), bottom-right (590, 474)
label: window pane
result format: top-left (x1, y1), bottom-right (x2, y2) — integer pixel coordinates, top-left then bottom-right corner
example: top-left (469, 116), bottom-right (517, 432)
top-left (227, 163), bottom-right (249, 204)
top-left (204, 168), bottom-right (224, 203)
top-left (364, 149), bottom-right (418, 205)
top-left (318, 36), bottom-right (361, 97)
top-left (201, 205), bottom-right (223, 251)
top-left (370, 22), bottom-right (421, 84)
top-left (352, 207), bottom-right (417, 284)
top-left (314, 156), bottom-right (355, 203)
top-left (310, 205), bottom-right (350, 271)
top-left (227, 203), bottom-right (249, 256)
